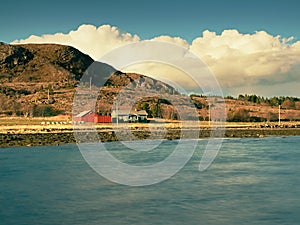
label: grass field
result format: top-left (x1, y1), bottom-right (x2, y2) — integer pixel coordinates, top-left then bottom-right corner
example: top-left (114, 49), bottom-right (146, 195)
top-left (0, 116), bottom-right (299, 135)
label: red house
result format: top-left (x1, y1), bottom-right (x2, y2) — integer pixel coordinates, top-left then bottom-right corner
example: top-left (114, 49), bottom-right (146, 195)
top-left (94, 115), bottom-right (112, 123)
top-left (74, 110), bottom-right (95, 122)
top-left (74, 110), bottom-right (112, 123)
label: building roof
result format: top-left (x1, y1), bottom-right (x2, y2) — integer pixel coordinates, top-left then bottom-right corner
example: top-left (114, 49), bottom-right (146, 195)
top-left (112, 110), bottom-right (134, 115)
top-left (137, 110), bottom-right (148, 115)
top-left (111, 109), bottom-right (148, 116)
top-left (75, 110), bottom-right (92, 117)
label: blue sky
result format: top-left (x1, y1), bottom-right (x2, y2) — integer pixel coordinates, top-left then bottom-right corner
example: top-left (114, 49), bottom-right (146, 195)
top-left (1, 0), bottom-right (300, 43)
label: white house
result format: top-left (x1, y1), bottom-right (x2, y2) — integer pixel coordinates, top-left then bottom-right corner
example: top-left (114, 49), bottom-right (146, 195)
top-left (111, 109), bottom-right (148, 123)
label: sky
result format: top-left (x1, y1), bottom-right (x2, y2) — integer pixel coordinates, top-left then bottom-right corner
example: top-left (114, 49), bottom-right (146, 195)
top-left (1, 0), bottom-right (300, 97)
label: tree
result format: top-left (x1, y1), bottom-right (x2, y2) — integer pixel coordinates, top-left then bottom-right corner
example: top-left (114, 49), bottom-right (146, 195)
top-left (238, 94), bottom-right (245, 100)
top-left (10, 99), bottom-right (21, 116)
top-left (47, 84), bottom-right (54, 95)
top-left (0, 96), bottom-right (7, 111)
top-left (248, 95), bottom-right (259, 103)
top-left (281, 99), bottom-right (295, 109)
top-left (267, 112), bottom-right (278, 122)
top-left (23, 104), bottom-right (31, 117)
top-left (269, 97), bottom-right (280, 106)
top-left (225, 96), bottom-right (234, 99)
top-left (228, 108), bottom-right (250, 122)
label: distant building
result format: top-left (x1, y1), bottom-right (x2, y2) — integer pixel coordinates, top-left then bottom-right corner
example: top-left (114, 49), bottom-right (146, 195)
top-left (111, 109), bottom-right (148, 123)
top-left (74, 110), bottom-right (95, 123)
top-left (94, 115), bottom-right (112, 123)
top-left (74, 110), bottom-right (112, 123)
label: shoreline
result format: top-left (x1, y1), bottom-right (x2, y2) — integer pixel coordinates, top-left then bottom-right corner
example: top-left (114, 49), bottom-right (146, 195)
top-left (1, 126), bottom-right (299, 148)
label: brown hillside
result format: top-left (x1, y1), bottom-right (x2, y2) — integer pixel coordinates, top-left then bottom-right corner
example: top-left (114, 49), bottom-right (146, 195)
top-left (0, 42), bottom-right (93, 83)
top-left (0, 42), bottom-right (93, 116)
top-left (0, 43), bottom-right (182, 118)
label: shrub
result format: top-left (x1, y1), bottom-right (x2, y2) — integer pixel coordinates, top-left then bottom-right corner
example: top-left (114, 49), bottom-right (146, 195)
top-left (228, 108), bottom-right (250, 122)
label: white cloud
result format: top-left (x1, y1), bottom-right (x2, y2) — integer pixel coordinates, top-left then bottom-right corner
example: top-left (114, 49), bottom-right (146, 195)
top-left (189, 29), bottom-right (300, 95)
top-left (13, 24), bottom-right (140, 59)
top-left (12, 24), bottom-right (300, 97)
top-left (190, 29), bottom-right (300, 76)
top-left (150, 35), bottom-right (189, 49)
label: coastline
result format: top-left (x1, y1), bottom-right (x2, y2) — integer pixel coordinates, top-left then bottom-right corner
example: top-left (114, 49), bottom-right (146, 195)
top-left (1, 122), bottom-right (299, 147)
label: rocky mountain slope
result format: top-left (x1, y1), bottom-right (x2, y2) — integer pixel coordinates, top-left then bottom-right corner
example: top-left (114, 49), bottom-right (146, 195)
top-left (0, 43), bottom-right (182, 118)
top-left (0, 42), bottom-right (95, 116)
top-left (0, 42), bottom-right (93, 83)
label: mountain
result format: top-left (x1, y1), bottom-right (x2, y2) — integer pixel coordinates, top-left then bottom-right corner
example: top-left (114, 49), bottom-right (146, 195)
top-left (0, 42), bottom-right (93, 83)
top-left (0, 43), bottom-right (181, 118)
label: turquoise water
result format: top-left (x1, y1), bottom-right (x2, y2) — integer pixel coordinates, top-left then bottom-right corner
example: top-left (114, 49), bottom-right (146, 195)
top-left (0, 136), bottom-right (299, 225)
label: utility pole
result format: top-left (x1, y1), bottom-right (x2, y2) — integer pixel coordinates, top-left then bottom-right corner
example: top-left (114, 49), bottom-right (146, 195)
top-left (278, 104), bottom-right (281, 126)
top-left (115, 100), bottom-right (119, 126)
top-left (47, 89), bottom-right (50, 101)
top-left (208, 103), bottom-right (211, 127)
top-left (89, 77), bottom-right (92, 90)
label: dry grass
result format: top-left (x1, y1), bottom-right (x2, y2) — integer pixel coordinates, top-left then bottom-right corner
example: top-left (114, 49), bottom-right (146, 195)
top-left (0, 116), bottom-right (299, 134)
top-left (0, 115), bottom-right (71, 125)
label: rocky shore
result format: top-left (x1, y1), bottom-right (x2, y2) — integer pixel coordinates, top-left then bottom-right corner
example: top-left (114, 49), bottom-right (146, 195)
top-left (1, 127), bottom-right (299, 148)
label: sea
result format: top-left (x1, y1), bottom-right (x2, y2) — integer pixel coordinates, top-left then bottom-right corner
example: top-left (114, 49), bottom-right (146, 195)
top-left (0, 136), bottom-right (299, 225)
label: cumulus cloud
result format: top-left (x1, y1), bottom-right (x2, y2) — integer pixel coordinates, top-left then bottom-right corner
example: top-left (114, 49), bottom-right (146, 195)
top-left (188, 30), bottom-right (300, 96)
top-left (13, 24), bottom-right (140, 59)
top-left (151, 35), bottom-right (189, 49)
top-left (190, 30), bottom-right (300, 79)
top-left (12, 24), bottom-right (300, 96)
